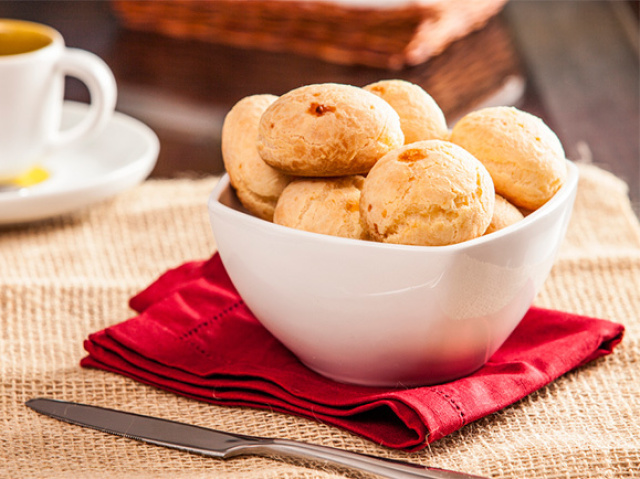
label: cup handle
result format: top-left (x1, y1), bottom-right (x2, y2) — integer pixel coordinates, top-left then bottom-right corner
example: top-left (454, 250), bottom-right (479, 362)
top-left (48, 48), bottom-right (117, 152)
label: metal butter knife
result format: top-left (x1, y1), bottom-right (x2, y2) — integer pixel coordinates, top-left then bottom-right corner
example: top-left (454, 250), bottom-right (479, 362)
top-left (26, 398), bottom-right (489, 479)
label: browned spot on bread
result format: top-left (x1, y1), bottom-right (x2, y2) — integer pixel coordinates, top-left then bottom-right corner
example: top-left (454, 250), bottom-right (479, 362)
top-left (397, 149), bottom-right (424, 162)
top-left (346, 199), bottom-right (359, 213)
top-left (309, 102), bottom-right (336, 116)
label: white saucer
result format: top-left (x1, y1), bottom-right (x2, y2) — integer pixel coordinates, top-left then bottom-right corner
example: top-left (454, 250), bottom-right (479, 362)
top-left (0, 101), bottom-right (159, 225)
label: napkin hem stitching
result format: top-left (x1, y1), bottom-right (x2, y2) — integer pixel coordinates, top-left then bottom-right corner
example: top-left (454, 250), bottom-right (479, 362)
top-left (431, 388), bottom-right (465, 426)
top-left (179, 300), bottom-right (245, 341)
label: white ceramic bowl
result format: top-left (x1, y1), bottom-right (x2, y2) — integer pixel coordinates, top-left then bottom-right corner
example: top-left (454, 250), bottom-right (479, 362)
top-left (208, 160), bottom-right (578, 387)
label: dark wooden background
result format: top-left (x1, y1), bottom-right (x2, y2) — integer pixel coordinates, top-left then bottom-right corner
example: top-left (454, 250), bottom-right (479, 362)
top-left (1, 0), bottom-right (637, 215)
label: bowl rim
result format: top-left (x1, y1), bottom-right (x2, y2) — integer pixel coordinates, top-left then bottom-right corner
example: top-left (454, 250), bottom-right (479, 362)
top-left (209, 159), bottom-right (579, 253)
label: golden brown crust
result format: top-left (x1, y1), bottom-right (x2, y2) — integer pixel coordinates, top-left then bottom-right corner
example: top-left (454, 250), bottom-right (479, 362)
top-left (273, 175), bottom-right (367, 240)
top-left (221, 94), bottom-right (292, 221)
top-left (485, 194), bottom-right (524, 235)
top-left (360, 140), bottom-right (495, 246)
top-left (364, 79), bottom-right (448, 144)
top-left (257, 83), bottom-right (404, 177)
top-left (450, 106), bottom-right (566, 210)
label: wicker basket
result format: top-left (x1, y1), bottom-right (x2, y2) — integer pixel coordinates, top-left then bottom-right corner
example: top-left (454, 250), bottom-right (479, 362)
top-left (111, 0), bottom-right (509, 70)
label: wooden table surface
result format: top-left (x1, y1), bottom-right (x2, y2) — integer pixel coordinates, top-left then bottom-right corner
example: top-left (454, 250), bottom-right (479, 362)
top-left (1, 0), bottom-right (638, 215)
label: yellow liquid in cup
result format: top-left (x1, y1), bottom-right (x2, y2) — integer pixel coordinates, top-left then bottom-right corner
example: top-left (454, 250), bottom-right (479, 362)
top-left (0, 20), bottom-right (53, 56)
top-left (0, 20), bottom-right (54, 186)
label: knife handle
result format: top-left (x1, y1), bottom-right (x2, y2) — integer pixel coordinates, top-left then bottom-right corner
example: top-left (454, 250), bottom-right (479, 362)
top-left (236, 438), bottom-right (489, 479)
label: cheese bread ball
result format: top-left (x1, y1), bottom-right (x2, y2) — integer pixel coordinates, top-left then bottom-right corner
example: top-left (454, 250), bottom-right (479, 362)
top-left (364, 79), bottom-right (448, 144)
top-left (485, 194), bottom-right (525, 235)
top-left (257, 83), bottom-right (404, 177)
top-left (274, 175), bottom-right (367, 240)
top-left (360, 140), bottom-right (495, 246)
top-left (450, 106), bottom-right (566, 210)
top-left (222, 94), bottom-right (292, 221)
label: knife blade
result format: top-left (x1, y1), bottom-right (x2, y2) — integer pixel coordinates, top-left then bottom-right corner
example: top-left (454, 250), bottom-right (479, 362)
top-left (26, 398), bottom-right (489, 479)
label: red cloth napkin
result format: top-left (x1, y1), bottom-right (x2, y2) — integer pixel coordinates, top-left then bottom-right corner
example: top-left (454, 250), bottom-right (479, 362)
top-left (81, 253), bottom-right (624, 451)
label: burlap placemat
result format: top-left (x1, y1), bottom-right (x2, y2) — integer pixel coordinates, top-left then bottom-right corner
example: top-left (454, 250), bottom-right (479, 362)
top-left (1, 162), bottom-right (639, 478)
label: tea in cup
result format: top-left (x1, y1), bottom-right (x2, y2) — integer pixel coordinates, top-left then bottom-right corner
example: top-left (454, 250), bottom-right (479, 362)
top-left (0, 19), bottom-right (117, 181)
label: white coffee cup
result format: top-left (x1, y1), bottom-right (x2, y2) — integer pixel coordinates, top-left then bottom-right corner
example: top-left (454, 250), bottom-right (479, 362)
top-left (0, 19), bottom-right (117, 180)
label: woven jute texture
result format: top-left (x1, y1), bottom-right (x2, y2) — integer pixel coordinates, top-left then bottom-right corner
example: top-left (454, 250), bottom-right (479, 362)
top-left (1, 162), bottom-right (639, 478)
